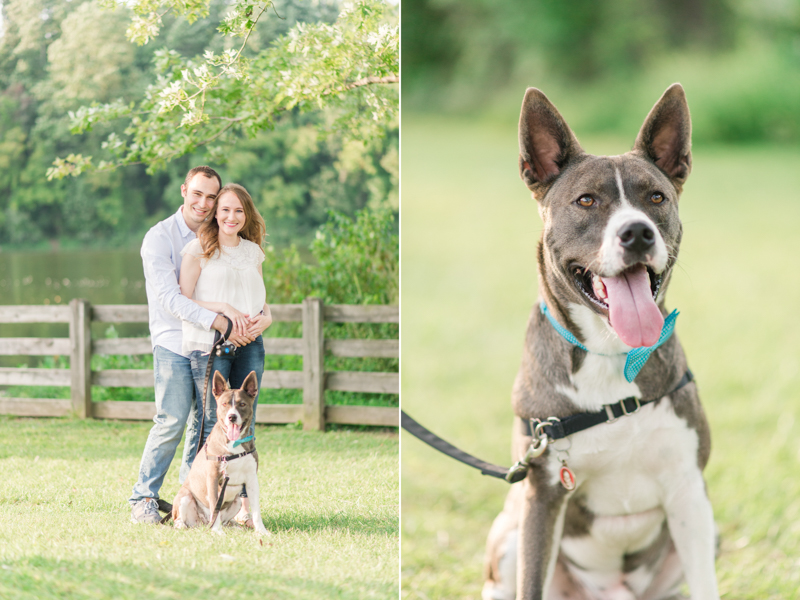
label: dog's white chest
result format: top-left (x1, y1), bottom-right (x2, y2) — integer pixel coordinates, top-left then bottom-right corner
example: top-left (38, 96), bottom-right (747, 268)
top-left (221, 454), bottom-right (257, 485)
top-left (550, 397), bottom-right (701, 587)
top-left (547, 347), bottom-right (702, 569)
top-left (559, 400), bottom-right (698, 511)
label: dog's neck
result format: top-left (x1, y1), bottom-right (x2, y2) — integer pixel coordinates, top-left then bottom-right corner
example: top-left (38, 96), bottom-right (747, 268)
top-left (566, 302), bottom-right (632, 355)
top-left (542, 299), bottom-right (679, 385)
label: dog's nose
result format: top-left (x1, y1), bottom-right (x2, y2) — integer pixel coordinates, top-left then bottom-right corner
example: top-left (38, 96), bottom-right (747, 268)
top-left (228, 413), bottom-right (238, 423)
top-left (618, 222), bottom-right (655, 253)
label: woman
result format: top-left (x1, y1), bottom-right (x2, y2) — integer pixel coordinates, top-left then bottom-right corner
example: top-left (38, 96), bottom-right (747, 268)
top-left (179, 183), bottom-right (272, 528)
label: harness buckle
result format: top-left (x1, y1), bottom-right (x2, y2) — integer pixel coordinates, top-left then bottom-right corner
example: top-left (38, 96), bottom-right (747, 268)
top-left (621, 397), bottom-right (641, 416)
top-left (604, 404), bottom-right (617, 422)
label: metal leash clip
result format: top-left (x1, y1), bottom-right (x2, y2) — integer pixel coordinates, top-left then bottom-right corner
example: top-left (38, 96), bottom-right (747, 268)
top-left (504, 418), bottom-right (552, 483)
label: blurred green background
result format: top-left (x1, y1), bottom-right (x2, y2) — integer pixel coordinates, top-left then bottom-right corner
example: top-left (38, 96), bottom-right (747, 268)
top-left (402, 0), bottom-right (800, 146)
top-left (400, 1), bottom-right (800, 599)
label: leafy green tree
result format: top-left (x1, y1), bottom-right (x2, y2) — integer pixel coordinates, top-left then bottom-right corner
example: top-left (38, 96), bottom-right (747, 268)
top-left (0, 0), bottom-right (398, 249)
top-left (48, 0), bottom-right (398, 177)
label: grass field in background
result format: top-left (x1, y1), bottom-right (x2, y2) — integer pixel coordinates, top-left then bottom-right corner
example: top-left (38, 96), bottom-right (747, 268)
top-left (0, 417), bottom-right (398, 599)
top-left (400, 114), bottom-right (800, 599)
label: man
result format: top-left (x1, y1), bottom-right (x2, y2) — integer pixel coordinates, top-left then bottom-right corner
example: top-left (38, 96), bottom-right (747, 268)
top-left (129, 166), bottom-right (262, 524)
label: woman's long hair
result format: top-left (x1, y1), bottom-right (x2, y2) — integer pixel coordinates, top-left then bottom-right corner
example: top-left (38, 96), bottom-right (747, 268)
top-left (198, 183), bottom-right (266, 259)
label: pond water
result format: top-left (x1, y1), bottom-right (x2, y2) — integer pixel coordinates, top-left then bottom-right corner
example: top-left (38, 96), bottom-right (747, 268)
top-left (0, 249), bottom-right (150, 360)
top-left (0, 249), bottom-right (147, 306)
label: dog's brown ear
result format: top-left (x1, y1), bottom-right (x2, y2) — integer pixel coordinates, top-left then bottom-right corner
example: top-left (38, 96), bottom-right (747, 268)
top-left (518, 88), bottom-right (584, 199)
top-left (242, 370), bottom-right (259, 398)
top-left (212, 371), bottom-right (229, 398)
top-left (634, 83), bottom-right (692, 189)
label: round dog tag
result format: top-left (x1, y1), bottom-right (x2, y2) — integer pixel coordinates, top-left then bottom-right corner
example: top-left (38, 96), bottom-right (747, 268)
top-left (559, 465), bottom-right (576, 490)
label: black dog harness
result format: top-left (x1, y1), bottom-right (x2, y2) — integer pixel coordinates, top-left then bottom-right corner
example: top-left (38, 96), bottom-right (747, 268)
top-left (204, 446), bottom-right (256, 462)
top-left (520, 370), bottom-right (694, 441)
top-left (203, 445), bottom-right (257, 527)
top-left (401, 369), bottom-right (694, 484)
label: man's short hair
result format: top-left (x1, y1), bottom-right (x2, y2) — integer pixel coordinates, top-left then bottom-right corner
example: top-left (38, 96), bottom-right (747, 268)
top-left (184, 166), bottom-right (221, 190)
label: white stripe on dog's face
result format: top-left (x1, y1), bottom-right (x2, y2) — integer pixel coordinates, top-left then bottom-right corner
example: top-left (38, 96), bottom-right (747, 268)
top-left (596, 168), bottom-right (668, 277)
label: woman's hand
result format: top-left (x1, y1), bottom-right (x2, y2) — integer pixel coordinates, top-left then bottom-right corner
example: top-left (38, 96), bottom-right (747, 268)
top-left (245, 305), bottom-right (273, 338)
top-left (220, 304), bottom-right (250, 338)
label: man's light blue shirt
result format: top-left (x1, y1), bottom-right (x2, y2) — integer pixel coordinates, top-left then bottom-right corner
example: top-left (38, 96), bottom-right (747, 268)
top-left (141, 207), bottom-right (217, 357)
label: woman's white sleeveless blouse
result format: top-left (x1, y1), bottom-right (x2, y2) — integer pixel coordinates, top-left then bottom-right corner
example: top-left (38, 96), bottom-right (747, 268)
top-left (180, 237), bottom-right (266, 355)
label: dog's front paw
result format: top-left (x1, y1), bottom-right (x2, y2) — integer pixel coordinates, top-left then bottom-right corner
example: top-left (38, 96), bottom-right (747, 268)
top-left (254, 523), bottom-right (270, 536)
top-left (174, 518), bottom-right (187, 530)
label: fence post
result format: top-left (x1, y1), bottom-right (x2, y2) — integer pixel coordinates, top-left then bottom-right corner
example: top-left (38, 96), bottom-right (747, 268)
top-left (302, 297), bottom-right (325, 431)
top-left (69, 298), bottom-right (92, 418)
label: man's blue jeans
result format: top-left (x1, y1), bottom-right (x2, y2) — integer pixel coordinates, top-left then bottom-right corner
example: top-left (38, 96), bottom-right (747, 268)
top-left (187, 336), bottom-right (265, 450)
top-left (129, 345), bottom-right (203, 504)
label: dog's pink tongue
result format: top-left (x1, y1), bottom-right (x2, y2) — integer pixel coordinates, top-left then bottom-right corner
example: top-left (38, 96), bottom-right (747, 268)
top-left (227, 423), bottom-right (241, 442)
top-left (601, 265), bottom-right (663, 348)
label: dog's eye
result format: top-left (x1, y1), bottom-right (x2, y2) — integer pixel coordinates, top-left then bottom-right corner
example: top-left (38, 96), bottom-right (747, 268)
top-left (650, 192), bottom-right (665, 204)
top-left (576, 195), bottom-right (595, 208)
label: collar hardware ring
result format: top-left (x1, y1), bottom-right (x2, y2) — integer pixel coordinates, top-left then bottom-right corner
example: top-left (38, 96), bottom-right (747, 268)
top-left (524, 435), bottom-right (549, 461)
top-left (523, 418), bottom-right (551, 461)
top-left (503, 419), bottom-right (551, 482)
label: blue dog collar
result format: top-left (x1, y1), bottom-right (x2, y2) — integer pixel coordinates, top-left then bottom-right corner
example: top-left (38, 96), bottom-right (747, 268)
top-left (232, 435), bottom-right (255, 448)
top-left (540, 303), bottom-right (678, 382)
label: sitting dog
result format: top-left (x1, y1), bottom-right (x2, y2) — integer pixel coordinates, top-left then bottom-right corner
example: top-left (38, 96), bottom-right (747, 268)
top-left (172, 370), bottom-right (269, 535)
top-left (482, 85), bottom-right (719, 600)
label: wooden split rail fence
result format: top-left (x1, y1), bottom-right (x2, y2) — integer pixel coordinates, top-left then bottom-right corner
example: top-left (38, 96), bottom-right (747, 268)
top-left (0, 298), bottom-right (398, 431)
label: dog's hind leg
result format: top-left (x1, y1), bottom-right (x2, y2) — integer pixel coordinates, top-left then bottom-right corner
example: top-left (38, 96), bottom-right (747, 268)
top-left (637, 539), bottom-right (687, 600)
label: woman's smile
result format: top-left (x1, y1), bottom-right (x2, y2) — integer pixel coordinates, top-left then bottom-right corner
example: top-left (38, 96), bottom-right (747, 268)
top-left (216, 191), bottom-right (246, 241)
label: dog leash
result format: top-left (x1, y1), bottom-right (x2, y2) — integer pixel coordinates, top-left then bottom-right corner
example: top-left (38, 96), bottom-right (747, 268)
top-left (209, 476), bottom-right (230, 529)
top-left (195, 317), bottom-right (234, 457)
top-left (401, 412), bottom-right (513, 480)
top-left (159, 318), bottom-right (232, 526)
top-left (401, 369), bottom-right (694, 485)
top-left (159, 323), bottom-right (250, 528)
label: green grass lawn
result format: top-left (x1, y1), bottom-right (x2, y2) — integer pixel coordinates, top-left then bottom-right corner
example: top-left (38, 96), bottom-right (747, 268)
top-left (400, 114), bottom-right (800, 599)
top-left (0, 417), bottom-right (398, 599)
